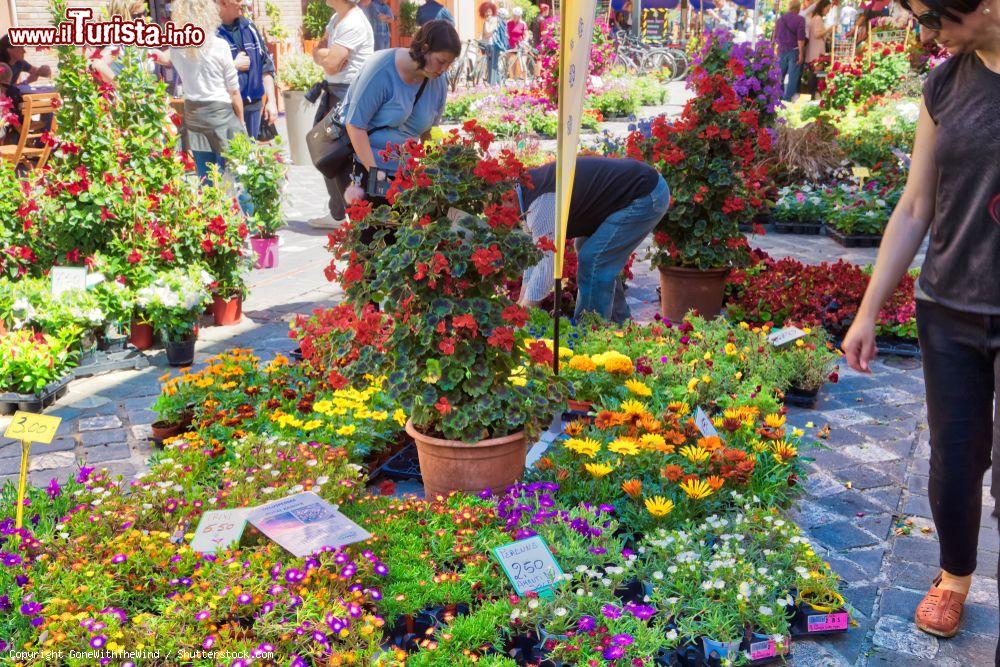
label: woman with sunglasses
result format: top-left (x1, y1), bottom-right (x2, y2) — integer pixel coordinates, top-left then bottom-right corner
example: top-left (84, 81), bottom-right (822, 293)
top-left (842, 0), bottom-right (1000, 648)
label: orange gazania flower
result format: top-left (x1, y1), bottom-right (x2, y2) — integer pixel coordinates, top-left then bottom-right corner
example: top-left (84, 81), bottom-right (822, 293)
top-left (564, 421), bottom-right (585, 437)
top-left (697, 436), bottom-right (723, 452)
top-left (622, 479), bottom-right (643, 498)
top-left (706, 475), bottom-right (725, 491)
top-left (535, 456), bottom-right (555, 471)
top-left (595, 410), bottom-right (627, 430)
top-left (660, 464), bottom-right (684, 482)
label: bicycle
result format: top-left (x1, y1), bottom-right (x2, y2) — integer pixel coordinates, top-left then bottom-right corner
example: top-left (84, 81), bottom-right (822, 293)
top-left (448, 39), bottom-right (482, 92)
top-left (500, 41), bottom-right (537, 85)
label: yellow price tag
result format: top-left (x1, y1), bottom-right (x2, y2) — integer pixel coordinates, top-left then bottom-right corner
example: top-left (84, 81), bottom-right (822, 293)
top-left (851, 166), bottom-right (871, 180)
top-left (4, 412), bottom-right (62, 444)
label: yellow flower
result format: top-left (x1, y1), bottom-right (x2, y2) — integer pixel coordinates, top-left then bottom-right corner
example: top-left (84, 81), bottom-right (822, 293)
top-left (791, 427), bottom-right (805, 438)
top-left (393, 409), bottom-right (408, 426)
top-left (679, 445), bottom-right (710, 465)
top-left (565, 438), bottom-right (602, 458)
top-left (739, 321), bottom-right (750, 329)
top-left (764, 414), bottom-right (786, 429)
top-left (771, 441), bottom-right (798, 464)
top-left (701, 374), bottom-right (712, 385)
top-left (667, 401), bottom-right (691, 417)
top-left (644, 496), bottom-right (675, 517)
top-left (619, 399), bottom-right (649, 418)
top-left (558, 346), bottom-right (574, 359)
top-left (734, 371), bottom-right (743, 380)
top-left (337, 424), bottom-right (357, 436)
top-left (624, 379), bottom-right (652, 397)
top-left (301, 420), bottom-right (322, 431)
top-left (584, 462), bottom-right (614, 478)
top-left (703, 352), bottom-right (712, 360)
top-left (603, 351), bottom-right (634, 375)
top-left (639, 433), bottom-right (668, 451)
top-left (795, 339), bottom-right (805, 347)
top-left (608, 438), bottom-right (640, 456)
top-left (622, 479), bottom-right (642, 498)
top-left (687, 378), bottom-right (700, 393)
top-left (371, 410), bottom-right (389, 421)
top-left (568, 355), bottom-right (597, 372)
top-left (679, 478), bottom-right (715, 500)
top-left (724, 343), bottom-right (738, 356)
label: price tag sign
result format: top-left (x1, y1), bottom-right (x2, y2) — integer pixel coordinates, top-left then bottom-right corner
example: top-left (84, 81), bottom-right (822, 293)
top-left (248, 491), bottom-right (370, 558)
top-left (851, 166), bottom-right (870, 182)
top-left (190, 508), bottom-right (252, 554)
top-left (807, 611), bottom-right (849, 632)
top-left (493, 535), bottom-right (564, 597)
top-left (767, 326), bottom-right (808, 347)
top-left (50, 266), bottom-right (88, 296)
top-left (693, 407), bottom-right (719, 439)
top-left (4, 412), bottom-right (62, 444)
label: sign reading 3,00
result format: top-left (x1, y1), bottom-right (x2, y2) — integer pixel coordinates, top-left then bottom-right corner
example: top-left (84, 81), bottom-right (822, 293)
top-left (4, 412), bottom-right (62, 445)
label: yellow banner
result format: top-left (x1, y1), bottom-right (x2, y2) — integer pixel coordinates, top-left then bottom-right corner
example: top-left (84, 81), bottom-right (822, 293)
top-left (554, 0), bottom-right (598, 280)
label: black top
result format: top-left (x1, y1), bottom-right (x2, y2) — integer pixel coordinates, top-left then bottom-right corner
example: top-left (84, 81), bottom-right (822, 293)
top-left (920, 52), bottom-right (1000, 314)
top-left (523, 156), bottom-right (660, 238)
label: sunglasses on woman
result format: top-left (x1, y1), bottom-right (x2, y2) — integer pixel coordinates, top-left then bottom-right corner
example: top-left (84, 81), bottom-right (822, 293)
top-left (913, 8), bottom-right (943, 30)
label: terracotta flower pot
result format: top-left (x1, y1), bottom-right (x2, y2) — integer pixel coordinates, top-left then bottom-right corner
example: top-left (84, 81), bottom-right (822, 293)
top-left (405, 420), bottom-right (528, 498)
top-left (566, 399), bottom-right (593, 413)
top-left (658, 266), bottom-right (731, 323)
top-left (151, 419), bottom-right (182, 441)
top-left (211, 294), bottom-right (243, 326)
top-left (130, 320), bottom-right (155, 350)
top-left (250, 235), bottom-right (279, 269)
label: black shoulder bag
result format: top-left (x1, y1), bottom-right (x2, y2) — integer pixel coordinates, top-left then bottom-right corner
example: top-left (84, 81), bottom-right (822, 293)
top-left (306, 77), bottom-right (429, 179)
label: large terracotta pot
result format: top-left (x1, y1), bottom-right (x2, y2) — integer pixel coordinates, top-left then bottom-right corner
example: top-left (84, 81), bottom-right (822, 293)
top-left (130, 320), bottom-right (155, 350)
top-left (658, 266), bottom-right (731, 323)
top-left (211, 294), bottom-right (243, 326)
top-left (405, 420), bottom-right (528, 497)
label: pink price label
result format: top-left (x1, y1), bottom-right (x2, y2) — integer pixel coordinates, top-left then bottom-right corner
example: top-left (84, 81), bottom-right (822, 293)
top-left (807, 611), bottom-right (849, 632)
top-left (749, 640), bottom-right (777, 660)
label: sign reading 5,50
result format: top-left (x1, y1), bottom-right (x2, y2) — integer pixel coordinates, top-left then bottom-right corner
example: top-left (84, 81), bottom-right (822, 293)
top-left (4, 412), bottom-right (62, 445)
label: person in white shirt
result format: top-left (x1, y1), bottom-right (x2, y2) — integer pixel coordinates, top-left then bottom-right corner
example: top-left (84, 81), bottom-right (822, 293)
top-left (308, 0), bottom-right (374, 229)
top-left (161, 0), bottom-right (245, 181)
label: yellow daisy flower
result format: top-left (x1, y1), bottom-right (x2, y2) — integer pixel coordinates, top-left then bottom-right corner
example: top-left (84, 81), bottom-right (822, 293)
top-left (608, 438), bottom-right (640, 456)
top-left (624, 379), bottom-right (652, 397)
top-left (667, 401), bottom-right (691, 417)
top-left (565, 438), bottom-right (602, 458)
top-left (639, 433), bottom-right (668, 451)
top-left (679, 445), bottom-right (710, 465)
top-left (644, 496), bottom-right (675, 517)
top-left (764, 414), bottom-right (786, 429)
top-left (336, 424), bottom-right (357, 436)
top-left (619, 399), bottom-right (649, 418)
top-left (771, 441), bottom-right (798, 464)
top-left (584, 462), bottom-right (614, 478)
top-left (679, 478), bottom-right (715, 500)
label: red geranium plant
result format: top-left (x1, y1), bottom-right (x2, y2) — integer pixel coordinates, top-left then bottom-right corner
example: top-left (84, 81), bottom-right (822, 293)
top-left (625, 31), bottom-right (775, 271)
top-left (326, 121), bottom-right (569, 442)
top-left (289, 303), bottom-right (394, 390)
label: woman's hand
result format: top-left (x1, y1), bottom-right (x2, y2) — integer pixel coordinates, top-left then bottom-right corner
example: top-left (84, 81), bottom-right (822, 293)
top-left (842, 317), bottom-right (877, 373)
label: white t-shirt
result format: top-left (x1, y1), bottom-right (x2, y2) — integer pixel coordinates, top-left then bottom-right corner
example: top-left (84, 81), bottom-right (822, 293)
top-left (325, 6), bottom-right (374, 84)
top-left (170, 35), bottom-right (239, 103)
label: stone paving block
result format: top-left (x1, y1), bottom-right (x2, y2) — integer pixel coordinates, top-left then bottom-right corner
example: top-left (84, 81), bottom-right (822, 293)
top-left (968, 577), bottom-right (1000, 608)
top-left (81, 428), bottom-right (128, 447)
top-left (823, 408), bottom-right (877, 427)
top-left (839, 547), bottom-right (886, 580)
top-left (880, 438), bottom-right (918, 460)
top-left (784, 639), bottom-right (850, 666)
top-left (803, 469), bottom-right (849, 498)
top-left (814, 490), bottom-right (886, 520)
top-left (810, 521), bottom-right (882, 551)
top-left (131, 424), bottom-right (153, 442)
top-left (981, 527), bottom-right (1000, 553)
top-left (80, 443), bottom-right (132, 463)
top-left (820, 615), bottom-right (872, 665)
top-left (838, 464), bottom-right (905, 491)
top-left (129, 409), bottom-right (158, 425)
top-left (934, 631), bottom-right (999, 667)
top-left (913, 458), bottom-right (930, 476)
top-left (79, 415), bottom-right (123, 431)
top-left (27, 467), bottom-right (77, 487)
top-left (804, 447), bottom-right (860, 471)
top-left (907, 474), bottom-right (929, 495)
top-left (864, 489), bottom-right (904, 514)
top-left (959, 602), bottom-right (1000, 638)
top-left (884, 558), bottom-right (939, 591)
top-left (861, 387), bottom-right (921, 406)
top-left (88, 460), bottom-right (137, 481)
top-left (792, 499), bottom-right (858, 529)
top-left (28, 452), bottom-right (76, 472)
top-left (871, 614), bottom-right (939, 660)
top-left (827, 555), bottom-right (874, 584)
top-left (976, 550), bottom-right (1000, 577)
top-left (878, 588), bottom-right (927, 623)
top-left (893, 536), bottom-right (941, 565)
top-left (858, 514), bottom-right (893, 541)
top-left (903, 493), bottom-right (933, 519)
top-left (856, 402), bottom-right (924, 425)
top-left (838, 443), bottom-right (901, 464)
top-left (843, 584), bottom-right (879, 618)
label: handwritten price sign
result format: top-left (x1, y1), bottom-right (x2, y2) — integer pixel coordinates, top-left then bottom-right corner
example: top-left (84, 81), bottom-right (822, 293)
top-left (4, 412), bottom-right (62, 444)
top-left (693, 407), bottom-right (719, 439)
top-left (190, 508), bottom-right (251, 554)
top-left (493, 536), bottom-right (563, 597)
top-left (767, 326), bottom-right (808, 347)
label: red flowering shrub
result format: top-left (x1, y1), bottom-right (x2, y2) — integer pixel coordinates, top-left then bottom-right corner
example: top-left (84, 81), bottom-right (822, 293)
top-left (820, 42), bottom-right (910, 111)
top-left (726, 250), bottom-right (917, 338)
top-left (326, 122), bottom-right (569, 442)
top-left (625, 31), bottom-right (775, 270)
top-left (289, 303), bottom-right (394, 389)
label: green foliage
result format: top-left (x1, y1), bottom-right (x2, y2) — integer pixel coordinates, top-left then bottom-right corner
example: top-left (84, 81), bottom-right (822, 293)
top-left (279, 53), bottom-right (325, 90)
top-left (0, 330), bottom-right (77, 393)
top-left (399, 0), bottom-right (418, 37)
top-left (589, 86), bottom-right (640, 118)
top-left (302, 0), bottom-right (333, 40)
top-left (264, 0), bottom-right (289, 41)
top-left (224, 134), bottom-right (288, 238)
top-left (133, 265), bottom-right (212, 341)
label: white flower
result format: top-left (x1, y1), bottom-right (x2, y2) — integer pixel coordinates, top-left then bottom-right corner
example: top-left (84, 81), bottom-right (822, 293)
top-left (666, 629), bottom-right (678, 641)
top-left (759, 606), bottom-right (773, 616)
top-left (528, 599), bottom-right (539, 609)
top-left (554, 607), bottom-right (567, 617)
top-left (652, 571), bottom-right (664, 580)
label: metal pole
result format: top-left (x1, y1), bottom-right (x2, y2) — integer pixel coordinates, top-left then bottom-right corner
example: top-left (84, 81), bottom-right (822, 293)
top-left (553, 279), bottom-right (562, 375)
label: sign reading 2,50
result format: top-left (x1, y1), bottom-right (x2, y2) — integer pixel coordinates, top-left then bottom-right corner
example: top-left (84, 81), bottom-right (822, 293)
top-left (511, 559), bottom-right (546, 579)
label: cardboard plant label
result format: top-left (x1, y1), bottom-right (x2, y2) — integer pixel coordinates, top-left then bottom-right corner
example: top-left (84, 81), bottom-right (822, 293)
top-left (806, 611), bottom-right (849, 632)
top-left (190, 508), bottom-right (252, 554)
top-left (851, 166), bottom-right (871, 181)
top-left (50, 266), bottom-right (88, 296)
top-left (749, 639), bottom-right (778, 660)
top-left (767, 326), bottom-right (808, 347)
top-left (248, 491), bottom-right (370, 558)
top-left (493, 535), bottom-right (563, 597)
top-left (693, 407), bottom-right (719, 439)
top-left (4, 412), bottom-right (62, 444)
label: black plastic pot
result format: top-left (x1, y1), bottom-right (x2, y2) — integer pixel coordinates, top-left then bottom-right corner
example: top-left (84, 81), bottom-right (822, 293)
top-left (875, 335), bottom-right (920, 359)
top-left (0, 375), bottom-right (71, 415)
top-left (825, 226), bottom-right (882, 248)
top-left (614, 577), bottom-right (651, 605)
top-left (165, 338), bottom-right (196, 367)
top-left (783, 385), bottom-right (820, 409)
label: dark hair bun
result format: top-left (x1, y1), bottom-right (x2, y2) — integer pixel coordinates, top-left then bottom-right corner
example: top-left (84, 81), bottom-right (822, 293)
top-left (408, 20), bottom-right (462, 68)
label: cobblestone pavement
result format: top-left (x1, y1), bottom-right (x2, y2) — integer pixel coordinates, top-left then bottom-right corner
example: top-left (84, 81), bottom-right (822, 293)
top-left (0, 90), bottom-right (995, 665)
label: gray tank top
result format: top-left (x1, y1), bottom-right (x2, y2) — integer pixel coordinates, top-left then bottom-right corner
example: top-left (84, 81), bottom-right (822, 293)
top-left (919, 53), bottom-right (1000, 314)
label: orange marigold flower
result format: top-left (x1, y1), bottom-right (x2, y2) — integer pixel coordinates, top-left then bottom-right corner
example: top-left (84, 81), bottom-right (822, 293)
top-left (622, 479), bottom-right (643, 498)
top-left (698, 436), bottom-right (723, 452)
top-left (661, 464), bottom-right (684, 482)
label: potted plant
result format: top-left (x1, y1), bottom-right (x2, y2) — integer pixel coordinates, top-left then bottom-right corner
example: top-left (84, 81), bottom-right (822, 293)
top-left (302, 0), bottom-right (332, 54)
top-left (771, 326), bottom-right (840, 409)
top-left (625, 31), bottom-right (778, 322)
top-left (193, 167), bottom-right (251, 324)
top-left (134, 267), bottom-right (212, 367)
top-left (328, 124), bottom-right (569, 496)
top-left (279, 54), bottom-right (325, 166)
top-left (0, 330), bottom-right (77, 414)
top-left (149, 371), bottom-right (199, 442)
top-left (224, 134), bottom-right (287, 270)
top-left (262, 0), bottom-right (290, 73)
top-left (398, 1), bottom-right (418, 47)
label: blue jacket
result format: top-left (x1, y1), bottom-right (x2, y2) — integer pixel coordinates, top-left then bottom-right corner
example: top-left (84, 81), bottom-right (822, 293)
top-left (416, 0), bottom-right (454, 26)
top-left (217, 17), bottom-right (275, 103)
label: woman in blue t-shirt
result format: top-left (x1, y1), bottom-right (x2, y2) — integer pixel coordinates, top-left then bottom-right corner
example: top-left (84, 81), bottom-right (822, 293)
top-left (337, 19), bottom-right (460, 212)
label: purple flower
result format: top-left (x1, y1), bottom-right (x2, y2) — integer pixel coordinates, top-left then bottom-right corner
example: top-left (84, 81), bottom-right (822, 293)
top-left (0, 595), bottom-right (11, 612)
top-left (589, 546), bottom-right (607, 556)
top-left (90, 635), bottom-right (106, 649)
top-left (2, 553), bottom-right (22, 567)
top-left (20, 601), bottom-right (42, 616)
top-left (577, 615), bottom-right (596, 632)
top-left (15, 574), bottom-right (28, 587)
top-left (601, 604), bottom-right (622, 620)
top-left (111, 554), bottom-right (127, 564)
top-left (195, 610), bottom-right (210, 621)
top-left (625, 603), bottom-right (657, 621)
top-left (237, 593), bottom-right (252, 604)
top-left (46, 478), bottom-right (61, 499)
top-left (203, 635), bottom-right (215, 650)
top-left (77, 466), bottom-right (95, 484)
top-left (602, 645), bottom-right (626, 660)
top-left (612, 633), bottom-right (634, 646)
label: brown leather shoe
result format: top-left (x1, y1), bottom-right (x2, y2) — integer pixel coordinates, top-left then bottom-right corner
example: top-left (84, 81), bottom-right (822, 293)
top-left (915, 574), bottom-right (966, 638)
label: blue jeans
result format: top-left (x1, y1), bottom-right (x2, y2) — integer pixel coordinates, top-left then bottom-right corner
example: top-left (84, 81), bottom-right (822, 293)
top-left (487, 47), bottom-right (502, 85)
top-left (193, 151), bottom-right (225, 181)
top-left (244, 100), bottom-right (262, 139)
top-left (574, 175), bottom-right (670, 323)
top-left (779, 49), bottom-right (802, 101)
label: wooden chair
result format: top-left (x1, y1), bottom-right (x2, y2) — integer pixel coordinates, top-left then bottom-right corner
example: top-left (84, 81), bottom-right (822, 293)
top-left (0, 92), bottom-right (60, 172)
